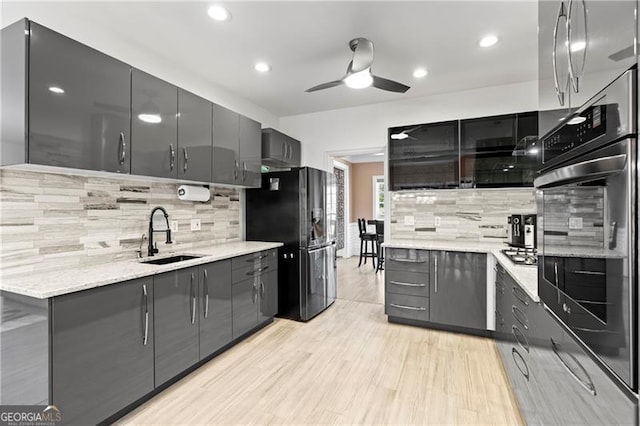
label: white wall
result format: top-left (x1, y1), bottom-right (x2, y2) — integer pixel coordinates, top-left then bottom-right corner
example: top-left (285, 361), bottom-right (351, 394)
top-left (279, 80), bottom-right (539, 171)
top-left (1, 5), bottom-right (279, 128)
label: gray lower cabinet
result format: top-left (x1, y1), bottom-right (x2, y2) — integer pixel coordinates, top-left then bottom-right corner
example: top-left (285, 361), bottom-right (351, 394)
top-left (198, 260), bottom-right (232, 360)
top-left (258, 269), bottom-right (278, 322)
top-left (232, 278), bottom-right (259, 338)
top-left (212, 104), bottom-right (239, 185)
top-left (497, 267), bottom-right (637, 425)
top-left (177, 89), bottom-right (212, 182)
top-left (154, 267), bottom-right (199, 387)
top-left (51, 277), bottom-right (154, 425)
top-left (28, 21), bottom-right (131, 173)
top-left (131, 68), bottom-right (178, 179)
top-left (238, 115), bottom-right (261, 187)
top-left (430, 251), bottom-right (486, 330)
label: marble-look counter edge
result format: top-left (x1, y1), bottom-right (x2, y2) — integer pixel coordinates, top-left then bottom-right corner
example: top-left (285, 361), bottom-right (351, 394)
top-left (0, 241), bottom-right (283, 299)
top-left (382, 239), bottom-right (539, 302)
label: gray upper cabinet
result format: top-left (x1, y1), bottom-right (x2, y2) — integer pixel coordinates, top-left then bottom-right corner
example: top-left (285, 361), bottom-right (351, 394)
top-left (238, 115), bottom-right (262, 187)
top-left (51, 277), bottom-right (154, 425)
top-left (131, 68), bottom-right (178, 179)
top-left (538, 1), bottom-right (636, 138)
top-left (212, 104), bottom-right (239, 185)
top-left (429, 251), bottom-right (486, 330)
top-left (261, 128), bottom-right (302, 168)
top-left (198, 260), bottom-right (232, 360)
top-left (28, 21), bottom-right (131, 173)
top-left (154, 267), bottom-right (200, 387)
top-left (177, 89), bottom-right (212, 182)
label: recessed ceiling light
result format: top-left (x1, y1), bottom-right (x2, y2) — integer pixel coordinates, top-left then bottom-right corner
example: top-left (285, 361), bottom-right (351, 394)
top-left (479, 34), bottom-right (499, 48)
top-left (413, 68), bottom-right (428, 78)
top-left (48, 86), bottom-right (65, 94)
top-left (208, 5), bottom-right (231, 22)
top-left (344, 70), bottom-right (373, 89)
top-left (254, 62), bottom-right (271, 73)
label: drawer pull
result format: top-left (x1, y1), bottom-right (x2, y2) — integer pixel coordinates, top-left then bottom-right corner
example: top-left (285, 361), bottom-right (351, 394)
top-left (512, 306), bottom-right (529, 330)
top-left (512, 286), bottom-right (530, 306)
top-left (390, 303), bottom-right (426, 311)
top-left (570, 270), bottom-right (605, 276)
top-left (551, 337), bottom-right (596, 396)
top-left (512, 325), bottom-right (530, 353)
top-left (246, 254), bottom-right (269, 262)
top-left (390, 281), bottom-right (426, 287)
top-left (391, 258), bottom-right (427, 264)
top-left (246, 266), bottom-right (269, 276)
top-left (512, 347), bottom-right (530, 381)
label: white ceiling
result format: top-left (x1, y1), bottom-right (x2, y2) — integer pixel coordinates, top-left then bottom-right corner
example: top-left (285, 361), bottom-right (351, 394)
top-left (2, 1), bottom-right (538, 118)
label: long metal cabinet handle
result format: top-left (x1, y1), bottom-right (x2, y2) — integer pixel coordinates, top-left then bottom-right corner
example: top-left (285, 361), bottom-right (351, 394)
top-left (534, 154), bottom-right (627, 189)
top-left (260, 280), bottom-right (265, 299)
top-left (391, 258), bottom-right (427, 264)
top-left (566, 0), bottom-right (587, 92)
top-left (190, 272), bottom-right (196, 325)
top-left (169, 144), bottom-right (176, 170)
top-left (512, 348), bottom-right (530, 381)
top-left (242, 161), bottom-right (247, 182)
top-left (512, 286), bottom-right (530, 306)
top-left (203, 269), bottom-right (209, 319)
top-left (434, 256), bottom-right (438, 293)
top-left (390, 303), bottom-right (426, 311)
top-left (552, 1), bottom-right (568, 106)
top-left (246, 254), bottom-right (268, 262)
top-left (142, 284), bottom-right (149, 346)
top-left (118, 132), bottom-right (126, 165)
top-left (512, 325), bottom-right (530, 353)
top-left (183, 147), bottom-right (188, 173)
top-left (551, 337), bottom-right (596, 395)
top-left (390, 280), bottom-right (426, 287)
top-left (252, 281), bottom-right (257, 304)
top-left (281, 141), bottom-right (286, 160)
top-left (512, 306), bottom-right (529, 330)
top-left (554, 261), bottom-right (562, 305)
top-left (234, 160), bottom-right (238, 180)
top-left (570, 270), bottom-right (605, 276)
top-left (286, 141), bottom-right (291, 159)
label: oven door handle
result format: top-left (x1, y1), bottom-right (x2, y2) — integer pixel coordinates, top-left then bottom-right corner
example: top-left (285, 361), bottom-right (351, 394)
top-left (534, 154), bottom-right (627, 189)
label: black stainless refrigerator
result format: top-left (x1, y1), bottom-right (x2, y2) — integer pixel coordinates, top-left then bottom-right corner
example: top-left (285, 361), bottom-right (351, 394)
top-left (246, 167), bottom-right (337, 321)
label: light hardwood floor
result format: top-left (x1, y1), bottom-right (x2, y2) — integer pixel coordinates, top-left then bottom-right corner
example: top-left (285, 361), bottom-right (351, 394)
top-left (118, 257), bottom-right (523, 425)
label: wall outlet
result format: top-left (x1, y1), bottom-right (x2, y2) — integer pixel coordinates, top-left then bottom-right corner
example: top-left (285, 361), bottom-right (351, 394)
top-left (569, 217), bottom-right (583, 230)
top-left (404, 215), bottom-right (415, 226)
top-left (170, 221), bottom-right (179, 232)
top-left (190, 219), bottom-right (201, 231)
top-left (434, 216), bottom-right (441, 227)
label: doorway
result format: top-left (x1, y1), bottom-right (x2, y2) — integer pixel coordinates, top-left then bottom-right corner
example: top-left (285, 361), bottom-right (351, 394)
top-left (332, 160), bottom-right (349, 257)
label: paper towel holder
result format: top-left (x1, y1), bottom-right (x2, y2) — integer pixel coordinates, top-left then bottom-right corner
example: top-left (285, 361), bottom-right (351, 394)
top-left (177, 184), bottom-right (210, 202)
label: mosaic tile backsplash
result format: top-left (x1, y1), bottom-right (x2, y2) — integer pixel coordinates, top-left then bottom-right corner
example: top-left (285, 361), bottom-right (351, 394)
top-left (0, 169), bottom-right (241, 277)
top-left (390, 189), bottom-right (536, 241)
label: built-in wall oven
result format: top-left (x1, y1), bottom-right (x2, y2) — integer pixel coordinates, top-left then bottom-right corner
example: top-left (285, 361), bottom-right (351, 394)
top-left (535, 68), bottom-right (637, 391)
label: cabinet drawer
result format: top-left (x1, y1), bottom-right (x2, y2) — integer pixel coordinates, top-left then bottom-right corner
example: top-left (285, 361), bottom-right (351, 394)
top-left (385, 293), bottom-right (429, 321)
top-left (232, 250), bottom-right (277, 283)
top-left (385, 248), bottom-right (429, 273)
top-left (386, 270), bottom-right (429, 297)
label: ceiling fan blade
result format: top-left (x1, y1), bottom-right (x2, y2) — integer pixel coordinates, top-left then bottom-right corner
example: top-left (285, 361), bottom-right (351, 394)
top-left (371, 75), bottom-right (410, 93)
top-left (350, 38), bottom-right (374, 73)
top-left (305, 80), bottom-right (344, 93)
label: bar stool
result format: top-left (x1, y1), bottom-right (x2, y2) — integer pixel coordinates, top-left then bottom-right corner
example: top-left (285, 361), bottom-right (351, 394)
top-left (358, 218), bottom-right (377, 268)
top-left (374, 220), bottom-right (384, 272)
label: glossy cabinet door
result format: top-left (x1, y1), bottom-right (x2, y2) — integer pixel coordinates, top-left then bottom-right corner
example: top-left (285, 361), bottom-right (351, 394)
top-left (29, 22), bottom-right (131, 173)
top-left (51, 277), bottom-right (154, 425)
top-left (154, 267), bottom-right (199, 387)
top-left (286, 136), bottom-right (301, 167)
top-left (429, 251), bottom-right (486, 330)
top-left (232, 278), bottom-right (258, 339)
top-left (198, 260), bottom-right (233, 360)
top-left (131, 68), bottom-right (178, 179)
top-left (238, 115), bottom-right (261, 187)
top-left (261, 128), bottom-right (302, 167)
top-left (258, 269), bottom-right (278, 323)
top-left (177, 89), bottom-right (212, 182)
top-left (212, 104), bottom-right (239, 184)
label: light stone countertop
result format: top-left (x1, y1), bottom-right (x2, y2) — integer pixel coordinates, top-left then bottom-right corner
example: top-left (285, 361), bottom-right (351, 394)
top-left (0, 241), bottom-right (283, 299)
top-left (383, 239), bottom-right (539, 302)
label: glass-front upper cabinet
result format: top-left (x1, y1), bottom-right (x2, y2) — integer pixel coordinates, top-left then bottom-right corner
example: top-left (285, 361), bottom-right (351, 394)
top-left (460, 112), bottom-right (538, 188)
top-left (388, 120), bottom-right (459, 190)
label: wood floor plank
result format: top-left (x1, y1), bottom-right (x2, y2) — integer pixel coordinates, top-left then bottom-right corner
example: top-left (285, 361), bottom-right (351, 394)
top-left (118, 257), bottom-right (523, 425)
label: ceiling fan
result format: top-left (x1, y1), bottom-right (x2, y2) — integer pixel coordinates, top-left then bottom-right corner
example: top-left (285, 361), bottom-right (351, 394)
top-left (305, 37), bottom-right (410, 94)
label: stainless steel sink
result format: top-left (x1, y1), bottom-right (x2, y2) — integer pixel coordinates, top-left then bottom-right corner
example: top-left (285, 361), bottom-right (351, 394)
top-left (140, 255), bottom-right (202, 265)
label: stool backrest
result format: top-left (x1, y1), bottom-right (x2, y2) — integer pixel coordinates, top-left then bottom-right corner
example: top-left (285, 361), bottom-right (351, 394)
top-left (357, 218), bottom-right (366, 236)
top-left (375, 220), bottom-right (384, 237)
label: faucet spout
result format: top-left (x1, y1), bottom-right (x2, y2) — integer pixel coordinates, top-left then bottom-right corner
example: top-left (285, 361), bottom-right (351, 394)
top-left (148, 206), bottom-right (173, 257)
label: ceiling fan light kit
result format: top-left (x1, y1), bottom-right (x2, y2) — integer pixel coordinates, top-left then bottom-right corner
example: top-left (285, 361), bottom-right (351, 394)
top-left (306, 37), bottom-right (410, 94)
